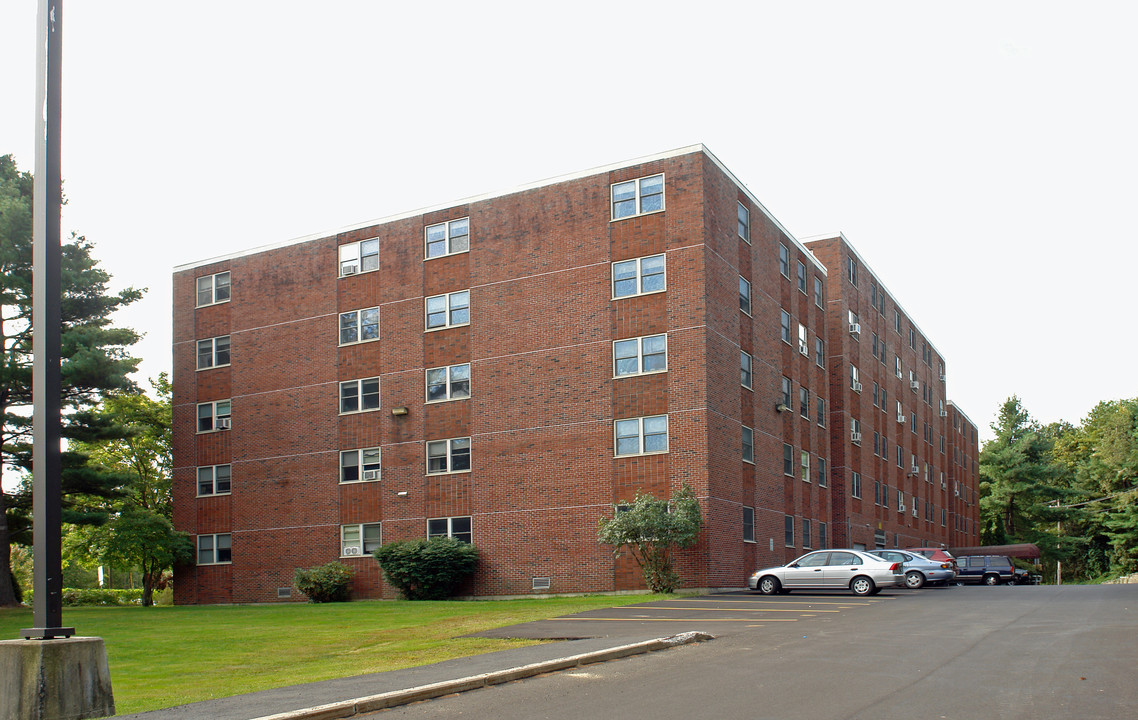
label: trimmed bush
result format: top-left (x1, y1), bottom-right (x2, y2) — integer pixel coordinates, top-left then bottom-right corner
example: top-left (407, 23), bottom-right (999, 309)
top-left (61, 588), bottom-right (144, 606)
top-left (373, 537), bottom-right (478, 600)
top-left (294, 562), bottom-right (353, 603)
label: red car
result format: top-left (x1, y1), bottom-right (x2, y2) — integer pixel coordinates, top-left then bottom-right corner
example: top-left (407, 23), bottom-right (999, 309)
top-left (905, 547), bottom-right (959, 577)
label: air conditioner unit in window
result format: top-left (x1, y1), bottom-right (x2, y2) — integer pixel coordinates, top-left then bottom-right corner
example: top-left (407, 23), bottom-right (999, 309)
top-left (897, 414), bottom-right (907, 424)
top-left (849, 323), bottom-right (861, 336)
top-left (217, 417), bottom-right (231, 430)
top-left (799, 342), bottom-right (809, 356)
top-left (852, 382), bottom-right (863, 393)
top-left (362, 469), bottom-right (380, 481)
top-left (910, 380), bottom-right (920, 390)
top-left (342, 263), bottom-right (358, 276)
top-left (939, 372), bottom-right (946, 381)
top-left (850, 431), bottom-right (862, 444)
top-left (940, 409), bottom-right (948, 417)
top-left (898, 504), bottom-right (906, 513)
top-left (342, 546), bottom-right (361, 556)
top-left (910, 465), bottom-right (920, 476)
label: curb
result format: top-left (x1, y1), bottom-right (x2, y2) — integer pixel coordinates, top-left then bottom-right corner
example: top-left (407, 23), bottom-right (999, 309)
top-left (248, 632), bottom-right (714, 720)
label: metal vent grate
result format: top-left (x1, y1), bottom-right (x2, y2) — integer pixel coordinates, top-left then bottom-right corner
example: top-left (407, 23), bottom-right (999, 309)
top-left (277, 587), bottom-right (292, 599)
top-left (532, 577), bottom-right (551, 591)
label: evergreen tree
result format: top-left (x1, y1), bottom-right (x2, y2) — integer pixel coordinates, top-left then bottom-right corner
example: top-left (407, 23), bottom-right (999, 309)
top-left (0, 154), bottom-right (143, 607)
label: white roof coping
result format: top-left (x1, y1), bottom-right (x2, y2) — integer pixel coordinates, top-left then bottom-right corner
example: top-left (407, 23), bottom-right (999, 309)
top-left (175, 144), bottom-right (826, 275)
top-left (945, 401), bottom-right (978, 431)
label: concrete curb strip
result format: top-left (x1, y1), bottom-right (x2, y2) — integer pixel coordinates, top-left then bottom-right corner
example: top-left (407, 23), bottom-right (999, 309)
top-left (248, 632), bottom-right (714, 720)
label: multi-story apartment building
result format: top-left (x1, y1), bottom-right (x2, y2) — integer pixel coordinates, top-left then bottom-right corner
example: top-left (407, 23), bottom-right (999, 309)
top-left (803, 234), bottom-right (980, 550)
top-left (946, 402), bottom-right (980, 546)
top-left (172, 145), bottom-right (837, 603)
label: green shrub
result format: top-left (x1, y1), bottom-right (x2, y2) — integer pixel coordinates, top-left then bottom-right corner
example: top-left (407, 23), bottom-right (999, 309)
top-left (60, 588), bottom-right (144, 606)
top-left (293, 562), bottom-right (353, 603)
top-left (373, 537), bottom-right (478, 600)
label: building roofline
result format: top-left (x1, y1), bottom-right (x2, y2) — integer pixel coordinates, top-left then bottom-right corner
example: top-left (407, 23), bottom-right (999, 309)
top-left (175, 144), bottom-right (826, 275)
top-left (946, 401), bottom-right (978, 430)
top-left (800, 231), bottom-right (943, 363)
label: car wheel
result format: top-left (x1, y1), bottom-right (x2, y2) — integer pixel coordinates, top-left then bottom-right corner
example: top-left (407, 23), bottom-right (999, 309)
top-left (850, 576), bottom-right (875, 596)
top-left (983, 574), bottom-right (1001, 586)
top-left (758, 576), bottom-right (781, 595)
top-left (905, 571), bottom-right (926, 590)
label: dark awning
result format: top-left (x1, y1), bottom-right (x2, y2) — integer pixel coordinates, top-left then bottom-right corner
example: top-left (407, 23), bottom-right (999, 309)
top-left (949, 543), bottom-right (1042, 560)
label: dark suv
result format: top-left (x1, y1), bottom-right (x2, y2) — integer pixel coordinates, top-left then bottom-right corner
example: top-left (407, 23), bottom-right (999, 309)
top-left (956, 555), bottom-right (1020, 585)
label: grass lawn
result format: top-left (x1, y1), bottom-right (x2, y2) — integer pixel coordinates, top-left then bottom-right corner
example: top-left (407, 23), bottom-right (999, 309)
top-left (0, 594), bottom-right (659, 714)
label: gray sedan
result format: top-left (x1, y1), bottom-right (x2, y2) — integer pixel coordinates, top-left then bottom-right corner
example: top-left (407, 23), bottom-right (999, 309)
top-left (748, 549), bottom-right (906, 596)
top-left (869, 549), bottom-right (956, 589)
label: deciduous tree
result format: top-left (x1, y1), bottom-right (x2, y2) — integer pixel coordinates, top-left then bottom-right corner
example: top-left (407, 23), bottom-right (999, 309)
top-left (597, 484), bottom-right (702, 593)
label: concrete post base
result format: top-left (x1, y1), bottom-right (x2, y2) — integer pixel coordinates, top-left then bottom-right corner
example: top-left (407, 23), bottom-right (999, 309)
top-left (0, 637), bottom-right (114, 720)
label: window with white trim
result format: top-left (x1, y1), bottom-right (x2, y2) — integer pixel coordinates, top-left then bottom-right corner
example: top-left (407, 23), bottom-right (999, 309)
top-left (815, 337), bottom-right (824, 367)
top-left (780, 310), bottom-right (791, 343)
top-left (197, 399), bottom-right (231, 432)
top-left (798, 323), bottom-right (809, 356)
top-left (743, 506), bottom-right (755, 542)
top-left (426, 290), bottom-right (470, 330)
top-left (197, 464), bottom-right (231, 496)
top-left (739, 276), bottom-right (751, 314)
top-left (197, 533), bottom-right (231, 565)
top-left (615, 415), bottom-right (668, 456)
top-left (428, 516), bottom-right (472, 543)
top-left (611, 174), bottom-right (664, 219)
top-left (612, 254), bottom-right (665, 298)
top-left (852, 471), bottom-right (862, 498)
top-left (850, 364), bottom-right (861, 391)
top-left (783, 443), bottom-right (794, 475)
top-left (427, 363), bottom-right (471, 402)
top-left (340, 377), bottom-right (380, 413)
top-left (816, 396), bottom-right (826, 427)
top-left (797, 261), bottom-right (807, 293)
top-left (614, 334), bottom-right (667, 377)
top-left (340, 447), bottom-right (381, 483)
top-left (196, 271), bottom-right (230, 307)
top-left (814, 276), bottom-right (824, 307)
top-left (781, 376), bottom-right (792, 406)
top-left (340, 307), bottom-right (380, 345)
top-left (743, 426), bottom-right (754, 463)
top-left (196, 336), bottom-right (230, 370)
top-left (818, 457), bottom-right (827, 487)
top-left (339, 238), bottom-right (379, 276)
top-left (801, 451), bottom-right (810, 482)
top-left (784, 515), bottom-right (795, 547)
top-left (426, 437), bottom-right (471, 474)
top-left (340, 523), bottom-right (382, 557)
top-left (779, 243), bottom-right (790, 277)
top-left (847, 256), bottom-right (858, 286)
top-left (425, 217), bottom-right (469, 259)
top-left (741, 351), bottom-right (753, 389)
top-left (738, 202), bottom-right (750, 241)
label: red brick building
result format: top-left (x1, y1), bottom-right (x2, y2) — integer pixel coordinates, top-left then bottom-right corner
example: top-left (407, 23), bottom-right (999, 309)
top-left (172, 146), bottom-right (970, 603)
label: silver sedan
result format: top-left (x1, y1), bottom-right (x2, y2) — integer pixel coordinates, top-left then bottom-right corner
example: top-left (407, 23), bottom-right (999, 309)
top-left (869, 549), bottom-right (956, 589)
top-left (748, 549), bottom-right (906, 596)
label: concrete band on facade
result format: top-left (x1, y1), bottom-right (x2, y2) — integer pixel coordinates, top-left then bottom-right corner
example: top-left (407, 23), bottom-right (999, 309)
top-left (171, 146), bottom-right (980, 604)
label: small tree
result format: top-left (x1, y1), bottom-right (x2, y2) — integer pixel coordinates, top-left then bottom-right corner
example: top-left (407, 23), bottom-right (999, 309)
top-left (597, 484), bottom-right (702, 593)
top-left (373, 537), bottom-right (478, 600)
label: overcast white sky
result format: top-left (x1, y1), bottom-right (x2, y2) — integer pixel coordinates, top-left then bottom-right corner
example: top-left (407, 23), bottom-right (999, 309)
top-left (2, 1), bottom-right (1135, 443)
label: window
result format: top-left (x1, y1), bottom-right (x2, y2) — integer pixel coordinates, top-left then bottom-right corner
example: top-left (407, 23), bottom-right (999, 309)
top-left (847, 256), bottom-right (858, 286)
top-left (802, 518), bottom-right (812, 548)
top-left (779, 244), bottom-right (790, 278)
top-left (852, 471), bottom-right (862, 498)
top-left (815, 337), bottom-right (824, 367)
top-left (743, 506), bottom-right (755, 542)
top-left (797, 261), bottom-right (807, 293)
top-left (339, 238), bottom-right (379, 276)
top-left (339, 307), bottom-right (380, 345)
top-left (197, 464), bottom-right (231, 496)
top-left (740, 351), bottom-right (753, 389)
top-left (742, 426), bottom-right (754, 463)
top-left (871, 332), bottom-right (880, 359)
top-left (781, 376), bottom-right (792, 406)
top-left (816, 396), bottom-right (826, 427)
top-left (895, 355), bottom-right (902, 379)
top-left (897, 446), bottom-right (904, 468)
top-left (784, 515), bottom-right (795, 547)
top-left (874, 480), bottom-right (881, 505)
top-left (341, 523), bottom-right (382, 557)
top-left (737, 202), bottom-right (750, 241)
top-left (873, 382), bottom-right (880, 407)
top-left (614, 334), bottom-right (667, 377)
top-left (798, 324), bottom-right (809, 356)
top-left (612, 254), bottom-right (665, 298)
top-left (196, 336), bottom-right (230, 370)
top-left (894, 310), bottom-right (902, 333)
top-left (427, 363), bottom-right (471, 401)
top-left (897, 489), bottom-right (904, 509)
top-left (197, 399), bottom-right (231, 432)
top-left (426, 437), bottom-right (471, 474)
top-left (739, 276), bottom-right (751, 314)
top-left (801, 451), bottom-right (810, 482)
top-left (426, 290), bottom-right (470, 330)
top-left (783, 443), bottom-right (794, 476)
top-left (196, 271), bottom-right (230, 307)
top-left (850, 364), bottom-right (861, 391)
top-left (818, 457), bottom-right (827, 487)
top-left (197, 533), bottom-right (231, 565)
top-left (874, 431), bottom-right (880, 456)
top-left (780, 310), bottom-right (791, 343)
top-left (612, 174), bottom-right (664, 219)
top-left (340, 447), bottom-right (381, 483)
top-left (425, 217), bottom-right (469, 258)
top-left (428, 516), bottom-right (472, 543)
top-left (340, 377), bottom-right (380, 413)
top-left (909, 327), bottom-right (916, 350)
top-left (819, 522), bottom-right (828, 549)
top-left (813, 276), bottom-right (824, 307)
top-left (851, 418), bottom-right (861, 443)
top-left (799, 387), bottom-right (809, 418)
top-left (615, 415), bottom-right (668, 456)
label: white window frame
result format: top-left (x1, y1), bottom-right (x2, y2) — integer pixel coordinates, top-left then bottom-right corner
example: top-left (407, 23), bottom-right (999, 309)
top-left (612, 254), bottom-right (666, 299)
top-left (196, 336), bottom-right (230, 371)
top-left (197, 399), bottom-right (231, 433)
top-left (196, 271), bottom-right (231, 307)
top-left (611, 173), bottom-right (665, 220)
top-left (852, 471), bottom-right (862, 499)
top-left (425, 290), bottom-right (470, 331)
top-left (741, 350), bottom-right (753, 389)
top-left (780, 310), bottom-right (791, 344)
top-left (784, 515), bottom-right (795, 547)
top-left (427, 516), bottom-right (473, 543)
top-left (614, 415), bottom-right (669, 457)
top-left (737, 202), bottom-right (750, 242)
top-left (196, 464), bottom-right (231, 497)
top-left (850, 364), bottom-right (861, 391)
top-left (613, 334), bottom-right (668, 378)
top-left (426, 363), bottom-right (471, 402)
top-left (801, 451), bottom-right (810, 482)
top-left (197, 533), bottom-right (231, 565)
top-left (798, 323), bottom-right (809, 356)
top-left (818, 457), bottom-right (827, 487)
top-left (815, 337), bottom-right (824, 367)
top-left (426, 437), bottom-right (471, 474)
top-left (340, 447), bottom-right (381, 483)
top-left (424, 217), bottom-right (470, 259)
top-left (814, 276), bottom-right (824, 308)
top-left (340, 523), bottom-right (382, 557)
top-left (743, 506), bottom-right (755, 542)
top-left (340, 377), bottom-right (380, 414)
top-left (339, 238), bottom-right (379, 277)
top-left (783, 443), bottom-right (794, 476)
top-left (739, 276), bottom-right (752, 315)
top-left (339, 307), bottom-right (380, 345)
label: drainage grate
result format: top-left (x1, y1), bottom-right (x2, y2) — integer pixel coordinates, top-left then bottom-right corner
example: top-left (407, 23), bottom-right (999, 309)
top-left (532, 577), bottom-right (551, 591)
